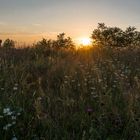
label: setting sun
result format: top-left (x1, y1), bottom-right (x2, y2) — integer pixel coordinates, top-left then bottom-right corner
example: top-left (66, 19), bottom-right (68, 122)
top-left (80, 38), bottom-right (91, 46)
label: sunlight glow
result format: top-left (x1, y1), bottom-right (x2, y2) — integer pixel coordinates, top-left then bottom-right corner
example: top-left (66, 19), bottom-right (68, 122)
top-left (79, 37), bottom-right (91, 46)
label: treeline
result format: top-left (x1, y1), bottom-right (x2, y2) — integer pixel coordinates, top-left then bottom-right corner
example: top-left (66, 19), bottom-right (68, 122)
top-left (0, 23), bottom-right (140, 49)
top-left (92, 23), bottom-right (140, 47)
top-left (0, 33), bottom-right (74, 49)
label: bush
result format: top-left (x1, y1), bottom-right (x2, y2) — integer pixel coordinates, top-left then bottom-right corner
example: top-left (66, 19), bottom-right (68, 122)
top-left (3, 39), bottom-right (15, 48)
top-left (91, 23), bottom-right (140, 48)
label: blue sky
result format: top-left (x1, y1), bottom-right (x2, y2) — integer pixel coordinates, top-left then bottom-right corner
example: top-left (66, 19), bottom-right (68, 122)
top-left (0, 0), bottom-right (140, 43)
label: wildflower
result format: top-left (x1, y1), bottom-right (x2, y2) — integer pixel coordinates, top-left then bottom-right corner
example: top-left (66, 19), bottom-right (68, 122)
top-left (3, 125), bottom-right (8, 130)
top-left (92, 94), bottom-right (98, 98)
top-left (78, 83), bottom-right (80, 87)
top-left (87, 108), bottom-right (93, 112)
top-left (14, 83), bottom-right (18, 86)
top-left (17, 112), bottom-right (21, 116)
top-left (11, 116), bottom-right (16, 120)
top-left (7, 111), bottom-right (13, 116)
top-left (113, 85), bottom-right (117, 88)
top-left (38, 77), bottom-right (42, 85)
top-left (64, 75), bottom-right (69, 78)
top-left (87, 72), bottom-right (90, 75)
top-left (11, 136), bottom-right (18, 140)
top-left (7, 123), bottom-right (12, 127)
top-left (64, 81), bottom-right (68, 84)
top-left (1, 87), bottom-right (4, 91)
top-left (88, 75), bottom-right (92, 78)
top-left (13, 87), bottom-right (18, 91)
top-left (37, 96), bottom-right (42, 100)
top-left (80, 64), bottom-right (84, 67)
top-left (3, 108), bottom-right (10, 114)
top-left (71, 79), bottom-right (75, 82)
top-left (12, 121), bottom-right (16, 125)
top-left (84, 78), bottom-right (87, 82)
top-left (86, 108), bottom-right (93, 116)
top-left (90, 87), bottom-right (96, 90)
top-left (0, 115), bottom-right (3, 118)
top-left (98, 79), bottom-right (102, 83)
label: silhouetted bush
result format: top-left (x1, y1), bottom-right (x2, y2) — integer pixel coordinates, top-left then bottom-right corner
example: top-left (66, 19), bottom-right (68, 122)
top-left (53, 33), bottom-right (75, 49)
top-left (91, 23), bottom-right (140, 48)
top-left (3, 38), bottom-right (15, 48)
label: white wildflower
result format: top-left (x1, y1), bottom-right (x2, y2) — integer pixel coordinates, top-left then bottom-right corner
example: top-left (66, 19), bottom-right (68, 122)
top-left (3, 125), bottom-right (8, 130)
top-left (7, 111), bottom-right (13, 116)
top-left (7, 123), bottom-right (12, 127)
top-left (11, 116), bottom-right (16, 120)
top-left (71, 79), bottom-right (75, 82)
top-left (11, 136), bottom-right (18, 140)
top-left (17, 112), bottom-right (21, 116)
top-left (0, 115), bottom-right (3, 118)
top-left (14, 83), bottom-right (18, 86)
top-left (64, 81), bottom-right (68, 84)
top-left (1, 88), bottom-right (4, 91)
top-left (13, 87), bottom-right (18, 91)
top-left (12, 121), bottom-right (16, 125)
top-left (3, 108), bottom-right (10, 114)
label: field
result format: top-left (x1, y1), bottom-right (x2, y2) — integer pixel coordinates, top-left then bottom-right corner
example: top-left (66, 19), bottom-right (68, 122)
top-left (0, 46), bottom-right (140, 140)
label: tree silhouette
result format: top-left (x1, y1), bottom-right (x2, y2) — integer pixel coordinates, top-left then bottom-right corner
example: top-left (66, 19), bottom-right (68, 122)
top-left (54, 33), bottom-right (74, 49)
top-left (3, 39), bottom-right (15, 48)
top-left (91, 23), bottom-right (140, 48)
top-left (36, 38), bottom-right (52, 49)
top-left (36, 33), bottom-right (74, 50)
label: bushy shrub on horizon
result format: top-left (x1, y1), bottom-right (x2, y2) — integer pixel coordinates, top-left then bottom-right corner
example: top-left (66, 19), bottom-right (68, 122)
top-left (91, 23), bottom-right (140, 48)
top-left (35, 33), bottom-right (75, 50)
top-left (3, 38), bottom-right (15, 48)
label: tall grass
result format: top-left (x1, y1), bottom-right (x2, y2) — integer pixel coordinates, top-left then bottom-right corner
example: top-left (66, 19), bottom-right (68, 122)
top-left (0, 46), bottom-right (140, 140)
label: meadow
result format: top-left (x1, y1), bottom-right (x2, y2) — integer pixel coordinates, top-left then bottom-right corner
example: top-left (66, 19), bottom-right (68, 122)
top-left (0, 43), bottom-right (140, 140)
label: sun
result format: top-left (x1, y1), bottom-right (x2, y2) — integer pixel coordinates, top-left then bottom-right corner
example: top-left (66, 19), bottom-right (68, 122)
top-left (80, 37), bottom-right (91, 46)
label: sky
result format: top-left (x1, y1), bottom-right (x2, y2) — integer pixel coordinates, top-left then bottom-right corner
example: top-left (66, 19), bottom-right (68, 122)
top-left (0, 0), bottom-right (140, 44)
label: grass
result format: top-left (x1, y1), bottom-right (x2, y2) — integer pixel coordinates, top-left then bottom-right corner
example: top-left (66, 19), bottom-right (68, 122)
top-left (0, 46), bottom-right (140, 140)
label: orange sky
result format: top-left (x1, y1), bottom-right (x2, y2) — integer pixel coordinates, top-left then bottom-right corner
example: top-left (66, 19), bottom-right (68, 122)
top-left (0, 0), bottom-right (140, 44)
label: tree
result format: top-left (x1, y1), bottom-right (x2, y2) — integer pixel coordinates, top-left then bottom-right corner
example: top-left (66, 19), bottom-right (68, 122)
top-left (34, 38), bottom-right (53, 57)
top-left (3, 39), bottom-right (15, 48)
top-left (54, 33), bottom-right (75, 49)
top-left (35, 33), bottom-right (75, 50)
top-left (91, 23), bottom-right (124, 47)
top-left (124, 27), bottom-right (140, 47)
top-left (91, 23), bottom-right (140, 48)
top-left (35, 38), bottom-right (53, 49)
